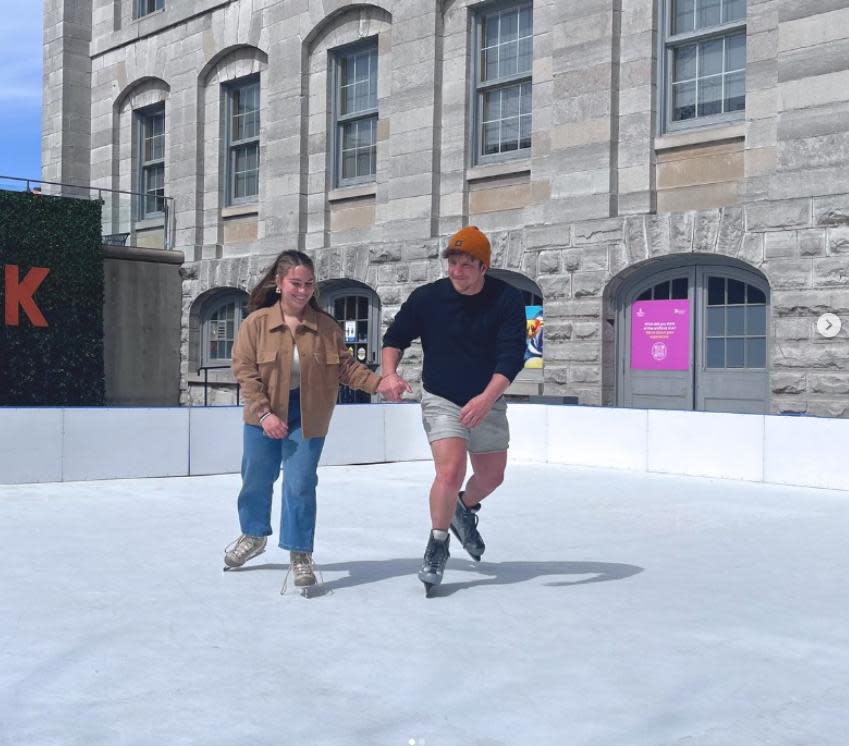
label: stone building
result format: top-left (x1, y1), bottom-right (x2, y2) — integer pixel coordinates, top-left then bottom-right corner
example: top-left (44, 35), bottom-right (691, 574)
top-left (43, 0), bottom-right (849, 415)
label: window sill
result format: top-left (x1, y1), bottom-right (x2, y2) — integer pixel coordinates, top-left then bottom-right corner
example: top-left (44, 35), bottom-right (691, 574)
top-left (655, 123), bottom-right (745, 152)
top-left (221, 204), bottom-right (258, 219)
top-left (328, 183), bottom-right (377, 202)
top-left (466, 159), bottom-right (531, 183)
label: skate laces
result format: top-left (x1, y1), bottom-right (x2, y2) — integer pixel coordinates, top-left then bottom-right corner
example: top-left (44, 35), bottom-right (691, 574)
top-left (226, 534), bottom-right (262, 562)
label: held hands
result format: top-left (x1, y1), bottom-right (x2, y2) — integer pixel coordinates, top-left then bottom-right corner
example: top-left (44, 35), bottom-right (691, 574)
top-left (377, 372), bottom-right (412, 402)
top-left (260, 413), bottom-right (288, 439)
top-left (459, 393), bottom-right (496, 429)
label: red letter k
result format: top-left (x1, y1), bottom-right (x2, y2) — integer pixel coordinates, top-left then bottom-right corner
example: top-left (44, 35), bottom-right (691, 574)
top-left (5, 265), bottom-right (50, 327)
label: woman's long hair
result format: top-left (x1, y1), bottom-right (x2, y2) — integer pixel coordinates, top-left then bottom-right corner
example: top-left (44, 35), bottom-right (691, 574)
top-left (248, 250), bottom-right (322, 313)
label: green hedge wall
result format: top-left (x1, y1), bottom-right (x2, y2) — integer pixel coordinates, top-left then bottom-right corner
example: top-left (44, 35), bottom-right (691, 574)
top-left (0, 190), bottom-right (105, 405)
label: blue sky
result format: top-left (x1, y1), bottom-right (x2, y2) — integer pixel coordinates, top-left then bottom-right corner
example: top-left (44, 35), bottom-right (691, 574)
top-left (0, 4), bottom-right (44, 182)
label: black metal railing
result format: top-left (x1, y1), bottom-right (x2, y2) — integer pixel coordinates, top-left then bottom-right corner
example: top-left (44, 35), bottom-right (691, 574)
top-left (195, 363), bottom-right (379, 407)
top-left (197, 365), bottom-right (240, 407)
top-left (337, 364), bottom-right (380, 404)
top-left (0, 175), bottom-right (176, 250)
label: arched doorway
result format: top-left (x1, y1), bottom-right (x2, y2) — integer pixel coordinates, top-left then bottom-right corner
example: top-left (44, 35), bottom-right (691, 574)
top-left (615, 256), bottom-right (769, 414)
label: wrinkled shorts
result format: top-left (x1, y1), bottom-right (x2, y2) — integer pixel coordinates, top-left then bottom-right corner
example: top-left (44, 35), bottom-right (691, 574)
top-left (420, 390), bottom-right (509, 454)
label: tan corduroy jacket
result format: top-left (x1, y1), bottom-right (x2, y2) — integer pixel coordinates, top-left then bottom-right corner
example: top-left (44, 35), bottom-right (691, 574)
top-left (232, 302), bottom-right (382, 438)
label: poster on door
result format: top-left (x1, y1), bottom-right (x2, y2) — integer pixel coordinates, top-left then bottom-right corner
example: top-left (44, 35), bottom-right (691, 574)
top-left (630, 300), bottom-right (689, 370)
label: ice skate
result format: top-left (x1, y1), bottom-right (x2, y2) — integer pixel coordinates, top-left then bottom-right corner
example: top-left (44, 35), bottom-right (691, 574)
top-left (223, 534), bottom-right (267, 571)
top-left (418, 531), bottom-right (450, 597)
top-left (281, 551), bottom-right (322, 597)
top-left (450, 492), bottom-right (485, 561)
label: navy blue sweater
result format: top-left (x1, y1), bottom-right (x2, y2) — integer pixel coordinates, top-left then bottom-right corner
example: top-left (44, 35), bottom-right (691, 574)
top-left (383, 276), bottom-right (526, 407)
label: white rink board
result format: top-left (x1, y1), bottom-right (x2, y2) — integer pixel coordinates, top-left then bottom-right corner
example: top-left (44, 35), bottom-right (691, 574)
top-left (0, 403), bottom-right (848, 491)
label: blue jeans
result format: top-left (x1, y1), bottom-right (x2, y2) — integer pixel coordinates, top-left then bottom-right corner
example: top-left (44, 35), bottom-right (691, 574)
top-left (236, 389), bottom-right (326, 553)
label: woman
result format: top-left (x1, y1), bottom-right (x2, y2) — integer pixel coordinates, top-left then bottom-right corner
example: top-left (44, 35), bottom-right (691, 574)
top-left (223, 250), bottom-right (398, 589)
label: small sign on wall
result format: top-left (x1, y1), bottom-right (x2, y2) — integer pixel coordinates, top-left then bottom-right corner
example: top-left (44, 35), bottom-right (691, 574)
top-left (344, 321), bottom-right (356, 343)
top-left (631, 300), bottom-right (689, 370)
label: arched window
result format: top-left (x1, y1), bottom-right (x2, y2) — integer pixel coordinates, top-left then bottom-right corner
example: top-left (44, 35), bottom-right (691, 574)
top-left (201, 291), bottom-right (249, 366)
top-left (488, 268), bottom-right (544, 380)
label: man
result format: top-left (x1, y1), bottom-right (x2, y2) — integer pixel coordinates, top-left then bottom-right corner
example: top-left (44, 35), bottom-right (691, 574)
top-left (381, 226), bottom-right (526, 592)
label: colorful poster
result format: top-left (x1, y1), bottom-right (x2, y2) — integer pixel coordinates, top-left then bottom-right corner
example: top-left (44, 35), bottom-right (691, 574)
top-left (524, 305), bottom-right (543, 368)
top-left (630, 300), bottom-right (689, 370)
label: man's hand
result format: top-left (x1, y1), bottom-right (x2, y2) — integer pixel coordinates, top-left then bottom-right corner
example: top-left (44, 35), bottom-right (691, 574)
top-left (459, 393), bottom-right (496, 429)
top-left (377, 372), bottom-right (412, 402)
top-left (260, 413), bottom-right (288, 439)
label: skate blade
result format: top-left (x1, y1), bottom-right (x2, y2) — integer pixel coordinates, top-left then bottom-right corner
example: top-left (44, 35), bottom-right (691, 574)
top-left (222, 548), bottom-right (266, 572)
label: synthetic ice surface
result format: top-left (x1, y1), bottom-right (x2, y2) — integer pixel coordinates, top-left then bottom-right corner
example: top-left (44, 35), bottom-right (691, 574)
top-left (2, 461), bottom-right (848, 745)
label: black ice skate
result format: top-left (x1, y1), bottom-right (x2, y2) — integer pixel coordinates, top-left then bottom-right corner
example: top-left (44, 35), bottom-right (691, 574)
top-left (418, 531), bottom-right (450, 597)
top-left (450, 492), bottom-right (485, 561)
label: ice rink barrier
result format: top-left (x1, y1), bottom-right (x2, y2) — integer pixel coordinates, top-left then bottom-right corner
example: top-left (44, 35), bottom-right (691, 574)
top-left (0, 403), bottom-right (846, 491)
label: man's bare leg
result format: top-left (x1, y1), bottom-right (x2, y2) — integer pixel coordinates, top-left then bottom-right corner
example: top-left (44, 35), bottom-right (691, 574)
top-left (429, 437), bottom-right (468, 528)
top-left (461, 450), bottom-right (508, 508)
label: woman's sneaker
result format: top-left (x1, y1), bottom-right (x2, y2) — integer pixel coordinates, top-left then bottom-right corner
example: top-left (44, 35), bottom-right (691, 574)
top-left (223, 534), bottom-right (267, 569)
top-left (450, 493), bottom-right (485, 561)
top-left (290, 551), bottom-right (316, 587)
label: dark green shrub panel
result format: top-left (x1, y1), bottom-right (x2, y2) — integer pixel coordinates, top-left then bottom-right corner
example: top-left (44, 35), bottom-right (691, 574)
top-left (0, 190), bottom-right (105, 405)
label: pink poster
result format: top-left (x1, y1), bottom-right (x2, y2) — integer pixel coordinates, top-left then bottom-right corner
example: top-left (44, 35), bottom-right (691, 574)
top-left (630, 300), bottom-right (689, 370)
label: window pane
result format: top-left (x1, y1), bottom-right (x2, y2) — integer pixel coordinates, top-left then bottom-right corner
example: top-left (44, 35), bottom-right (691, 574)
top-left (746, 305), bottom-right (766, 335)
top-left (358, 296), bottom-right (368, 318)
top-left (724, 0), bottom-right (746, 23)
top-left (672, 81), bottom-right (696, 121)
top-left (725, 32), bottom-right (746, 71)
top-left (708, 277), bottom-right (725, 305)
top-left (519, 115), bottom-right (532, 150)
top-left (727, 306), bottom-right (745, 335)
top-left (725, 71), bottom-right (745, 113)
top-left (697, 0), bottom-right (721, 29)
top-left (654, 281), bottom-right (670, 300)
top-left (747, 285), bottom-right (766, 304)
top-left (727, 279), bottom-right (745, 304)
top-left (357, 150), bottom-right (371, 176)
top-left (747, 338), bottom-right (766, 368)
top-left (726, 337), bottom-right (745, 367)
top-left (698, 76), bottom-right (722, 116)
top-left (518, 36), bottom-right (533, 74)
top-left (700, 38), bottom-right (724, 76)
top-left (482, 48), bottom-right (498, 82)
top-left (637, 288), bottom-right (652, 301)
top-left (483, 122), bottom-right (500, 155)
top-left (707, 307), bottom-right (724, 335)
top-left (674, 44), bottom-right (697, 82)
top-left (499, 40), bottom-right (518, 77)
top-left (357, 319), bottom-right (368, 341)
top-left (483, 90), bottom-right (500, 122)
top-left (334, 298), bottom-right (345, 319)
top-left (501, 117), bottom-right (519, 151)
top-left (673, 0), bottom-right (695, 33)
top-left (503, 85), bottom-right (520, 118)
top-left (483, 15), bottom-right (499, 48)
top-left (519, 6), bottom-right (533, 37)
top-left (706, 338), bottom-right (724, 368)
top-left (672, 277), bottom-right (689, 299)
top-left (520, 81), bottom-right (532, 114)
top-left (342, 151), bottom-right (356, 180)
top-left (501, 9), bottom-right (518, 41)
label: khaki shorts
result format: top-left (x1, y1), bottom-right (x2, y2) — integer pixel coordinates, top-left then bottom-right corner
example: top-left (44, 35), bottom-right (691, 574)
top-left (420, 390), bottom-right (509, 454)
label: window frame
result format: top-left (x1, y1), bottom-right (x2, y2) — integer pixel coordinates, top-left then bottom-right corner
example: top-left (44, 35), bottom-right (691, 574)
top-left (201, 291), bottom-right (249, 367)
top-left (224, 75), bottom-right (261, 206)
top-left (331, 39), bottom-right (379, 189)
top-left (472, 1), bottom-right (534, 167)
top-left (135, 0), bottom-right (164, 19)
top-left (136, 104), bottom-right (166, 220)
top-left (660, 0), bottom-right (747, 134)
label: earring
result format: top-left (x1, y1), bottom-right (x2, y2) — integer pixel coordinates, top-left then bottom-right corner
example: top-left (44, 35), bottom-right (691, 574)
top-left (275, 286), bottom-right (282, 295)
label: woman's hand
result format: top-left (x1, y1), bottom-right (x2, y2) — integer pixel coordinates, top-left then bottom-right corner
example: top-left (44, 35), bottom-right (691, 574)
top-left (377, 372), bottom-right (412, 401)
top-left (261, 413), bottom-right (288, 439)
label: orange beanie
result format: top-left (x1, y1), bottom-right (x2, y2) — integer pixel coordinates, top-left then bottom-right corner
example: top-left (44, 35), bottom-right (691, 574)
top-left (441, 225), bottom-right (491, 268)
